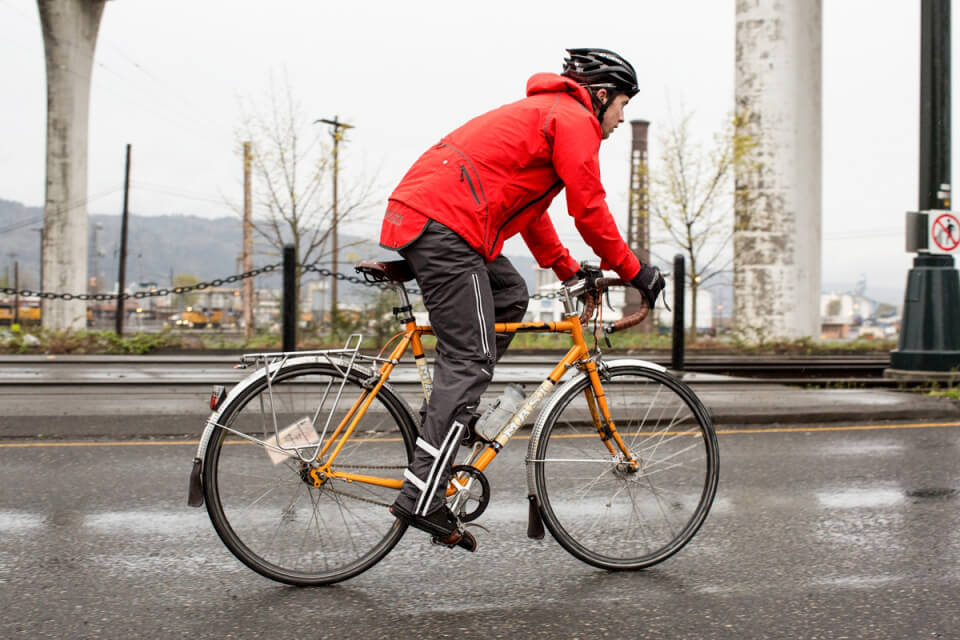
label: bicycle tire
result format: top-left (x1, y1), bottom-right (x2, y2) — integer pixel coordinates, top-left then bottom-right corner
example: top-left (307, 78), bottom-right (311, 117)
top-left (529, 361), bottom-right (719, 570)
top-left (202, 361), bottom-right (417, 586)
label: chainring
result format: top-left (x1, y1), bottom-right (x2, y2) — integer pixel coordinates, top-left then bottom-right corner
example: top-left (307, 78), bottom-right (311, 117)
top-left (447, 464), bottom-right (490, 522)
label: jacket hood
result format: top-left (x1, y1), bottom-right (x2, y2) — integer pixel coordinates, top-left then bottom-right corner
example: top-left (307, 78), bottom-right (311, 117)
top-left (526, 73), bottom-right (594, 112)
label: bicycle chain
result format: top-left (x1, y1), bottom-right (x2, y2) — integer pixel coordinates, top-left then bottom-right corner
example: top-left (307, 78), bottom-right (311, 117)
top-left (3, 261), bottom-right (563, 300)
top-left (321, 481), bottom-right (391, 508)
top-left (310, 463), bottom-right (406, 508)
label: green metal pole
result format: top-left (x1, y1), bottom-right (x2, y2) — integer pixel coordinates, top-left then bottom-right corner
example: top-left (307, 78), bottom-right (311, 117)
top-left (890, 0), bottom-right (960, 374)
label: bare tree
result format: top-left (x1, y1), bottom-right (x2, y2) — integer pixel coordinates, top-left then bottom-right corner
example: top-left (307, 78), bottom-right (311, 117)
top-left (235, 74), bottom-right (375, 325)
top-left (648, 111), bottom-right (758, 342)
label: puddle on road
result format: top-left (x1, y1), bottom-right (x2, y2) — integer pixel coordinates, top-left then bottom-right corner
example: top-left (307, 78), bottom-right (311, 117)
top-left (822, 441), bottom-right (905, 456)
top-left (814, 575), bottom-right (900, 589)
top-left (905, 487), bottom-right (958, 500)
top-left (816, 488), bottom-right (904, 509)
top-left (88, 552), bottom-right (242, 576)
top-left (84, 510), bottom-right (207, 535)
top-left (0, 511), bottom-right (45, 532)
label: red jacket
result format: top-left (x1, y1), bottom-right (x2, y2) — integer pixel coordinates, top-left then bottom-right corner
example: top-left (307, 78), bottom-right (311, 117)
top-left (380, 73), bottom-right (641, 282)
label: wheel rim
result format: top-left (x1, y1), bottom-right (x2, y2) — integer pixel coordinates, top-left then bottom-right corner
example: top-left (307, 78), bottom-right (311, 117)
top-left (535, 366), bottom-right (718, 569)
top-left (204, 365), bottom-right (413, 584)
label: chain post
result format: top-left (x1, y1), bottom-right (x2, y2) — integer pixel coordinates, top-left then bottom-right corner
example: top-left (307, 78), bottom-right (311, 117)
top-left (672, 254), bottom-right (685, 371)
top-left (282, 245), bottom-right (297, 352)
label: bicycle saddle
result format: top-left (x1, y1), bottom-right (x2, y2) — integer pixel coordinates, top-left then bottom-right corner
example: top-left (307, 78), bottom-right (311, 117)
top-left (355, 260), bottom-right (416, 283)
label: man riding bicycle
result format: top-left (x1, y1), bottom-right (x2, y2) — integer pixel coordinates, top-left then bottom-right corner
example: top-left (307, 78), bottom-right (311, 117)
top-left (380, 48), bottom-right (665, 551)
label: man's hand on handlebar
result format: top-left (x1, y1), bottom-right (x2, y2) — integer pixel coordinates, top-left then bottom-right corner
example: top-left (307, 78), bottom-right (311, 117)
top-left (631, 264), bottom-right (666, 310)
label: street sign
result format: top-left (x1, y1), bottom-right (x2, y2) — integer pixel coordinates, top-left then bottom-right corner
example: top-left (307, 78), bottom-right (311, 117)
top-left (929, 211), bottom-right (960, 254)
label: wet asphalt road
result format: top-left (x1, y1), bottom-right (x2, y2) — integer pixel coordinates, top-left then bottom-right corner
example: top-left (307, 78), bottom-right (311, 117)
top-left (2, 421), bottom-right (960, 639)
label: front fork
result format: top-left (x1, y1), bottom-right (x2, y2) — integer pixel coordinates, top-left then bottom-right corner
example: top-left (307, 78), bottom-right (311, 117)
top-left (581, 360), bottom-right (640, 472)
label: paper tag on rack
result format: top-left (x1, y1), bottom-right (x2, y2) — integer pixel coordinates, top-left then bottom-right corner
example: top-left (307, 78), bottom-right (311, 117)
top-left (265, 416), bottom-right (320, 464)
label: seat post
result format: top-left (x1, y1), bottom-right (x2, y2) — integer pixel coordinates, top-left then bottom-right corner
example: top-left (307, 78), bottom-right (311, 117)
top-left (395, 283), bottom-right (413, 314)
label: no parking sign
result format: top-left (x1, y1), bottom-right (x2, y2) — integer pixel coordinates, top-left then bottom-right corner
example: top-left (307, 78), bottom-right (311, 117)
top-left (929, 212), bottom-right (960, 254)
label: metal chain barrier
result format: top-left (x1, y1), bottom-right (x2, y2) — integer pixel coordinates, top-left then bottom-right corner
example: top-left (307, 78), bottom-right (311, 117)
top-left (1, 261), bottom-right (563, 300)
top-left (0, 264), bottom-right (281, 301)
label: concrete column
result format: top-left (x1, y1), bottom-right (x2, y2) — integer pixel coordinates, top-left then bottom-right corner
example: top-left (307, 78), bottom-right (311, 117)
top-left (38, 0), bottom-right (106, 330)
top-left (734, 0), bottom-right (822, 341)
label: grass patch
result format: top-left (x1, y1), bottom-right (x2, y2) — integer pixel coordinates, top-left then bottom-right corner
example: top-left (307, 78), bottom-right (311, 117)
top-left (0, 327), bottom-right (182, 355)
top-left (930, 389), bottom-right (960, 400)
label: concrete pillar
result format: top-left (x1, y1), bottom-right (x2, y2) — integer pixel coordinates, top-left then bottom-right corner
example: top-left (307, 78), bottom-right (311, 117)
top-left (37, 0), bottom-right (106, 330)
top-left (734, 0), bottom-right (822, 341)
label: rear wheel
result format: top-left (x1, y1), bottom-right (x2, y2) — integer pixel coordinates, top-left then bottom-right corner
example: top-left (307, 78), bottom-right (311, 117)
top-left (202, 362), bottom-right (416, 585)
top-left (531, 363), bottom-right (719, 570)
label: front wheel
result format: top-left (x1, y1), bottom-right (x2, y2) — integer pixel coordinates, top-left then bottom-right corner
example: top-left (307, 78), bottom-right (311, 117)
top-left (530, 362), bottom-right (719, 570)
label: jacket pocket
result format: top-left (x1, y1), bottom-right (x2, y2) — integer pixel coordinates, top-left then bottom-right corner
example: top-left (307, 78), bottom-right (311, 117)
top-left (460, 165), bottom-right (482, 207)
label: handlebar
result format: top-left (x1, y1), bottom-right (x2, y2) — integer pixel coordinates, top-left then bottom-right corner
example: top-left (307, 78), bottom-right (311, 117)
top-left (574, 277), bottom-right (650, 333)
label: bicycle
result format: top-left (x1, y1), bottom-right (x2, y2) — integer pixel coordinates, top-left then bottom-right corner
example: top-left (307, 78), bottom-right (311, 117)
top-left (187, 260), bottom-right (719, 586)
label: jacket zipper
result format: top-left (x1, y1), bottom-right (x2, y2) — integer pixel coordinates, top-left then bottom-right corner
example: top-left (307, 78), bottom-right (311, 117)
top-left (442, 141), bottom-right (491, 247)
top-left (489, 179), bottom-right (563, 257)
top-left (460, 166), bottom-right (482, 206)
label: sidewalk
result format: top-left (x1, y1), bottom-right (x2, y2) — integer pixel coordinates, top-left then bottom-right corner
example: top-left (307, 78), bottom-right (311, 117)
top-left (2, 369), bottom-right (957, 439)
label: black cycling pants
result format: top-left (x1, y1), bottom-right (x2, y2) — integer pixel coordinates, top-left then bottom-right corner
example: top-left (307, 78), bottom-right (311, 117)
top-left (392, 221), bottom-right (529, 516)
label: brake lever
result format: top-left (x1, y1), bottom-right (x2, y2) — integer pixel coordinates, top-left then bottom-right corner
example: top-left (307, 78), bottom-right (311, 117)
top-left (661, 289), bottom-right (672, 313)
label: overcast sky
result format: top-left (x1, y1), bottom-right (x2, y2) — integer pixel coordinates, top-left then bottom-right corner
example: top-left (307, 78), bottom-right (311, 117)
top-left (0, 0), bottom-right (943, 303)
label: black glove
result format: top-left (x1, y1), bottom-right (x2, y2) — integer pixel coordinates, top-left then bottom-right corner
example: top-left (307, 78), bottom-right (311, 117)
top-left (631, 264), bottom-right (665, 310)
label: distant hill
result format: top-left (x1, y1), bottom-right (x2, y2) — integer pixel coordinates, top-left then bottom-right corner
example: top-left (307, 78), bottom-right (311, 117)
top-left (0, 198), bottom-right (539, 302)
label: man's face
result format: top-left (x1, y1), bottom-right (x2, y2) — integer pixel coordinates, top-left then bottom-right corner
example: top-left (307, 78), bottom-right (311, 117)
top-left (599, 92), bottom-right (630, 140)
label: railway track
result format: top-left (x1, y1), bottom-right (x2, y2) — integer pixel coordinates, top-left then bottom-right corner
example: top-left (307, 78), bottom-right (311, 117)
top-left (0, 353), bottom-right (919, 388)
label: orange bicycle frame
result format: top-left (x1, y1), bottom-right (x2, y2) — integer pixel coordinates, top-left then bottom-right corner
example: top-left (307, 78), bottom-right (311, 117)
top-left (313, 309), bottom-right (638, 491)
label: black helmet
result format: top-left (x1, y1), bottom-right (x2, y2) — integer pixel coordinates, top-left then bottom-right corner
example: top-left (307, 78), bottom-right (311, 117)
top-left (562, 48), bottom-right (639, 98)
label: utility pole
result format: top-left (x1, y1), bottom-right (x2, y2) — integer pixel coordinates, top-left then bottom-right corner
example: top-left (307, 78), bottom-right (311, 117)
top-left (315, 116), bottom-right (353, 331)
top-left (90, 222), bottom-right (103, 293)
top-left (242, 141), bottom-right (254, 340)
top-left (115, 144), bottom-right (131, 336)
top-left (33, 228), bottom-right (44, 293)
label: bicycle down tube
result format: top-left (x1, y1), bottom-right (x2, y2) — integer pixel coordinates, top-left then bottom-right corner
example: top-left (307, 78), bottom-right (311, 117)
top-left (315, 313), bottom-right (639, 491)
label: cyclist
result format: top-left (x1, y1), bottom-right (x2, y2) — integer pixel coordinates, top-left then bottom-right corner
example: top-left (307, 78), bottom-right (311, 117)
top-left (380, 48), bottom-right (665, 551)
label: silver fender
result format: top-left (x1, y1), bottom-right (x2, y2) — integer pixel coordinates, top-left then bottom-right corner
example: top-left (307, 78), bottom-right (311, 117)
top-left (524, 358), bottom-right (666, 496)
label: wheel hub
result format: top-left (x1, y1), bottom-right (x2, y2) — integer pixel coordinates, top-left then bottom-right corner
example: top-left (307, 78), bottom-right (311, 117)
top-left (302, 463), bottom-right (326, 488)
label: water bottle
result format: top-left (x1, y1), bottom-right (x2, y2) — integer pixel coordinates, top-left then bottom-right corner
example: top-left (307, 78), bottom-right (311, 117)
top-left (475, 383), bottom-right (526, 441)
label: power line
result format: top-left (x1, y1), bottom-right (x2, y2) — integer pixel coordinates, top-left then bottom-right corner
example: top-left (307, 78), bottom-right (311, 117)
top-left (131, 182), bottom-right (232, 207)
top-left (0, 215), bottom-right (43, 235)
top-left (0, 187), bottom-right (124, 235)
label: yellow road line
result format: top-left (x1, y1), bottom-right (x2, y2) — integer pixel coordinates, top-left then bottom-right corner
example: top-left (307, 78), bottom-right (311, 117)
top-left (716, 420), bottom-right (960, 435)
top-left (1, 420), bottom-right (959, 448)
